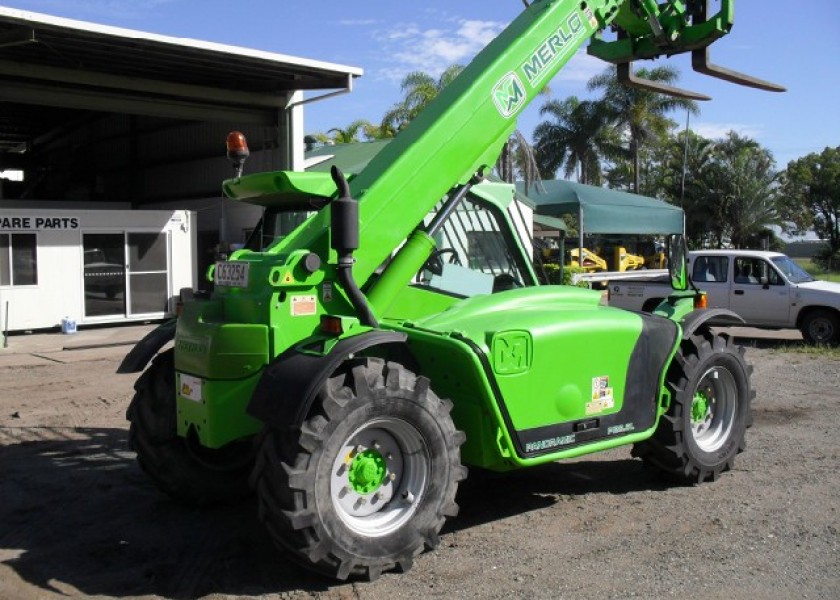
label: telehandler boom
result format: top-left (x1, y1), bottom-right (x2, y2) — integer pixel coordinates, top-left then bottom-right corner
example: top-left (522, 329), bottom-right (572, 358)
top-left (121, 0), bottom-right (778, 580)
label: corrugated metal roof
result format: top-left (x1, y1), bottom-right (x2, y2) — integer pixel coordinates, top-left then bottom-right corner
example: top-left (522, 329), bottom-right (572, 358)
top-left (0, 6), bottom-right (362, 152)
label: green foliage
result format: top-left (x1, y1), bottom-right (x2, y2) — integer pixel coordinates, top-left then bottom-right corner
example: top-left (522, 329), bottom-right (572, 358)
top-left (539, 263), bottom-right (589, 287)
top-left (654, 131), bottom-right (782, 249)
top-left (380, 65), bottom-right (464, 135)
top-left (772, 343), bottom-right (840, 358)
top-left (795, 257), bottom-right (840, 282)
top-left (533, 96), bottom-right (622, 185)
top-left (327, 119), bottom-right (375, 144)
top-left (781, 146), bottom-right (840, 254)
top-left (587, 65), bottom-right (699, 194)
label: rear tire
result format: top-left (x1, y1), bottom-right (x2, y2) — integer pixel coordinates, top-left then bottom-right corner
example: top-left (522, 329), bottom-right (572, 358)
top-left (126, 349), bottom-right (253, 505)
top-left (632, 331), bottom-right (753, 484)
top-left (251, 358), bottom-right (466, 580)
top-left (800, 309), bottom-right (839, 345)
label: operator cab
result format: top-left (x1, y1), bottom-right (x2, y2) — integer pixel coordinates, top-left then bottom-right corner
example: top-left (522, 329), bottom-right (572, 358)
top-left (414, 187), bottom-right (535, 298)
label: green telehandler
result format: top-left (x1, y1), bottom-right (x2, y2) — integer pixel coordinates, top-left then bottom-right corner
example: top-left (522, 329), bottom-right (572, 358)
top-left (119, 0), bottom-right (782, 581)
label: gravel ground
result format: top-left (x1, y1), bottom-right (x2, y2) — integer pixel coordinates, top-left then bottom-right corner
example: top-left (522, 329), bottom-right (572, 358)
top-left (0, 335), bottom-right (838, 599)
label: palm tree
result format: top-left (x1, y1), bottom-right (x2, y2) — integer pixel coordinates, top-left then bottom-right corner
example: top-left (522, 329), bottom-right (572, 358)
top-left (380, 65), bottom-right (464, 134)
top-left (712, 132), bottom-right (781, 248)
top-left (587, 66), bottom-right (699, 193)
top-left (381, 64), bottom-right (542, 190)
top-left (533, 96), bottom-right (622, 184)
top-left (327, 119), bottom-right (374, 144)
top-left (497, 129), bottom-right (542, 191)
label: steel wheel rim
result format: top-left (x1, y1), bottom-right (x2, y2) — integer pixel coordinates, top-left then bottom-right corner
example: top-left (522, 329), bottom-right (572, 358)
top-left (690, 366), bottom-right (738, 453)
top-left (809, 318), bottom-right (833, 343)
top-left (330, 417), bottom-right (429, 537)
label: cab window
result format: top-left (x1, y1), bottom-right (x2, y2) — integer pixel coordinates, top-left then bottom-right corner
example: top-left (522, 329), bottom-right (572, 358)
top-left (416, 195), bottom-right (531, 297)
top-left (692, 256), bottom-right (728, 283)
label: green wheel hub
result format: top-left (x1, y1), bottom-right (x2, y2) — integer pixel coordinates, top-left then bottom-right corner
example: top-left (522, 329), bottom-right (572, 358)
top-left (692, 392), bottom-right (710, 424)
top-left (690, 366), bottom-right (738, 453)
top-left (348, 448), bottom-right (387, 494)
top-left (330, 417), bottom-right (429, 535)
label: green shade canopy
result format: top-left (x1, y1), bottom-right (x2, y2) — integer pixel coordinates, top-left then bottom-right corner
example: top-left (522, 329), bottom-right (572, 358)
top-left (516, 179), bottom-right (683, 235)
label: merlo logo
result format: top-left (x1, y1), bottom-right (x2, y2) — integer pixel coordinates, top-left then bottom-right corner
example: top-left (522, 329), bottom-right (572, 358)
top-left (492, 72), bottom-right (526, 118)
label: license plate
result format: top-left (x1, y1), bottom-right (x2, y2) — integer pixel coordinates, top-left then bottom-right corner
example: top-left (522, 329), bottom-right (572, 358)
top-left (215, 261), bottom-right (249, 287)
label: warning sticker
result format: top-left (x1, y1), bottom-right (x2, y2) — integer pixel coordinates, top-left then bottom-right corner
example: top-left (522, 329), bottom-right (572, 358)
top-left (178, 373), bottom-right (203, 403)
top-left (291, 295), bottom-right (317, 316)
top-left (586, 375), bottom-right (614, 415)
top-left (322, 281), bottom-right (334, 303)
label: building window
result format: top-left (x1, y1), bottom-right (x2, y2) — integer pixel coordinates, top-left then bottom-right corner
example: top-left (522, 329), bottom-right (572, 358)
top-left (0, 233), bottom-right (38, 286)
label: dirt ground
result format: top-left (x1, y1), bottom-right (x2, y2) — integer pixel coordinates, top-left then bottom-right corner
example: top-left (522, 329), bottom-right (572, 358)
top-left (1, 333), bottom-right (838, 599)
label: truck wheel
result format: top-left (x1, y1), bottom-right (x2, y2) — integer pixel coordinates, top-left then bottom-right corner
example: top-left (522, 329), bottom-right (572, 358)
top-left (800, 309), bottom-right (839, 345)
top-left (632, 331), bottom-right (753, 484)
top-left (251, 358), bottom-right (466, 580)
top-left (126, 349), bottom-right (253, 505)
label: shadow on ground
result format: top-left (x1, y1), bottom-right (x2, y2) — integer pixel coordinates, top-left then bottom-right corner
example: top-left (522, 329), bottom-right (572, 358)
top-left (0, 427), bottom-right (670, 598)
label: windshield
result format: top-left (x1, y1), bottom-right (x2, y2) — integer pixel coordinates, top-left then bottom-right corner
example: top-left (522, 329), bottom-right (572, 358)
top-left (771, 255), bottom-right (815, 284)
top-left (244, 208), bottom-right (310, 251)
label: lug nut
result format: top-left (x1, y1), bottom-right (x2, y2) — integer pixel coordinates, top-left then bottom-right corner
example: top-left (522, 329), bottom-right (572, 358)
top-left (403, 491), bottom-right (415, 504)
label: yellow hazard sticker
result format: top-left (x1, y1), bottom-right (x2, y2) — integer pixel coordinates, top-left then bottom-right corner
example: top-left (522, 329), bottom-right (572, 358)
top-left (586, 375), bottom-right (614, 415)
top-left (282, 271), bottom-right (295, 284)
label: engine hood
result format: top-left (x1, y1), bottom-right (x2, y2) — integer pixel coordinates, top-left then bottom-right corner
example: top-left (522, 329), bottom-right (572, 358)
top-left (796, 279), bottom-right (840, 306)
top-left (410, 285), bottom-right (636, 353)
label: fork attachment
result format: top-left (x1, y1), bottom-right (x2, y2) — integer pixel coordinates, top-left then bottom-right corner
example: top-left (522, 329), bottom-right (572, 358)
top-left (589, 0), bottom-right (785, 99)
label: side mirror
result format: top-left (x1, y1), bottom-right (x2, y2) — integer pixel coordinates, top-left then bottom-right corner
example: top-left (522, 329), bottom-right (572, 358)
top-left (667, 234), bottom-right (688, 291)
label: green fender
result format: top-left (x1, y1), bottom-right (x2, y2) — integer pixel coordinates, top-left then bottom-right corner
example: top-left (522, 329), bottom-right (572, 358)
top-left (247, 330), bottom-right (409, 430)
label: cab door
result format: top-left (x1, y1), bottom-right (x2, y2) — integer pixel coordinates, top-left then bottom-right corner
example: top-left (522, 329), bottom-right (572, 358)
top-left (729, 256), bottom-right (791, 326)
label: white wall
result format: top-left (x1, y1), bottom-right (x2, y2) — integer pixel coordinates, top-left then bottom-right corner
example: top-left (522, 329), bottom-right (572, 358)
top-left (0, 208), bottom-right (195, 331)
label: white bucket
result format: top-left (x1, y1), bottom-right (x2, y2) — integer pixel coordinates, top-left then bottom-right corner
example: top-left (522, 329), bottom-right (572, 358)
top-left (61, 317), bottom-right (77, 335)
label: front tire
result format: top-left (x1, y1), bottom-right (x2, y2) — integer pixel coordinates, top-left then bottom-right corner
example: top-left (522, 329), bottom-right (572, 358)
top-left (251, 358), bottom-right (466, 580)
top-left (800, 309), bottom-right (839, 345)
top-left (126, 349), bottom-right (253, 505)
top-left (632, 331), bottom-right (753, 484)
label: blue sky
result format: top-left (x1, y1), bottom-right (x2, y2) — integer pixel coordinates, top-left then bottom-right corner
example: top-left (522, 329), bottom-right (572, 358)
top-left (4, 0), bottom-right (839, 168)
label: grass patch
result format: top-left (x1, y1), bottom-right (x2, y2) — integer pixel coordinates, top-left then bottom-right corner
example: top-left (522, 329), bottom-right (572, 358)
top-left (794, 259), bottom-right (840, 283)
top-left (771, 343), bottom-right (840, 357)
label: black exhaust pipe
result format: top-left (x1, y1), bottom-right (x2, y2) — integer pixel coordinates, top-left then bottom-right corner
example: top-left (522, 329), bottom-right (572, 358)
top-left (330, 166), bottom-right (378, 328)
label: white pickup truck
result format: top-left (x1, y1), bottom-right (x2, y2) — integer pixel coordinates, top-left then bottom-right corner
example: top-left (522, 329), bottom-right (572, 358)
top-left (607, 249), bottom-right (840, 344)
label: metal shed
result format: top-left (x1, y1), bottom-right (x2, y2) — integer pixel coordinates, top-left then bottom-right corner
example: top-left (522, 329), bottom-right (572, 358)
top-left (0, 6), bottom-right (362, 334)
top-left (0, 6), bottom-right (362, 177)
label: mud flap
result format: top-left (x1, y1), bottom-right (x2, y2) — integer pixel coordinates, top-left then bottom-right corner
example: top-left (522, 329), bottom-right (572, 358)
top-left (681, 308), bottom-right (744, 339)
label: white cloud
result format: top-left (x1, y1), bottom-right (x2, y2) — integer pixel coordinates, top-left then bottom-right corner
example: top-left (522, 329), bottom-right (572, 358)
top-left (372, 18), bottom-right (506, 82)
top-left (338, 19), bottom-right (379, 27)
top-left (693, 122), bottom-right (763, 140)
top-left (553, 49), bottom-right (607, 85)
